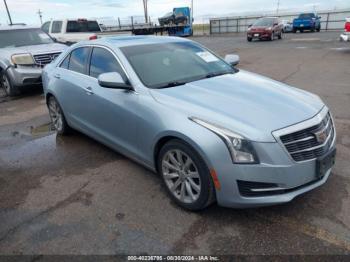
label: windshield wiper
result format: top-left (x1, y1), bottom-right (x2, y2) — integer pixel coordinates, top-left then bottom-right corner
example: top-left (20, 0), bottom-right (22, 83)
top-left (205, 71), bottom-right (232, 79)
top-left (157, 81), bottom-right (187, 89)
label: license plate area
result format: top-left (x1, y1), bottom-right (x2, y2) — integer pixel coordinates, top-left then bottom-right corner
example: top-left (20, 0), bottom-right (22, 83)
top-left (316, 148), bottom-right (336, 178)
top-left (254, 33), bottom-right (259, 37)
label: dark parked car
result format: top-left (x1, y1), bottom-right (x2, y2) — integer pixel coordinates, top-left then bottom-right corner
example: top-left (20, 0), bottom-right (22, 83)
top-left (158, 11), bottom-right (188, 26)
top-left (247, 17), bottom-right (283, 42)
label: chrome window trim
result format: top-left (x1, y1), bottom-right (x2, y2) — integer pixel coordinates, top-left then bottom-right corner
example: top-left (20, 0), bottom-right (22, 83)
top-left (272, 106), bottom-right (336, 163)
top-left (56, 44), bottom-right (132, 87)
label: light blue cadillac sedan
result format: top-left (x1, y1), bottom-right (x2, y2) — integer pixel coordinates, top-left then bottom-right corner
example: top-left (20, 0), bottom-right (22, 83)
top-left (42, 36), bottom-right (336, 210)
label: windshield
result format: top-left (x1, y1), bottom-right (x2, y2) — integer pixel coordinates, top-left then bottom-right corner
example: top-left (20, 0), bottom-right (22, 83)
top-left (253, 18), bottom-right (274, 27)
top-left (67, 20), bottom-right (101, 32)
top-left (120, 42), bottom-right (234, 89)
top-left (0, 29), bottom-right (53, 48)
top-left (298, 13), bottom-right (315, 19)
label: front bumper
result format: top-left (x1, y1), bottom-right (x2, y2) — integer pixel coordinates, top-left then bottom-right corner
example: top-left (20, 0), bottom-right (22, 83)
top-left (247, 32), bottom-right (272, 39)
top-left (207, 108), bottom-right (336, 208)
top-left (340, 33), bottom-right (350, 42)
top-left (6, 65), bottom-right (43, 87)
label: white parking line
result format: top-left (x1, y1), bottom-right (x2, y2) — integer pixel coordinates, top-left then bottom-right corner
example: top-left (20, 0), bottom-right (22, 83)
top-left (291, 38), bottom-right (320, 41)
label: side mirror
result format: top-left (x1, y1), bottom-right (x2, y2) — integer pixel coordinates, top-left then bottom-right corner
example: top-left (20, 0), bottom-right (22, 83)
top-left (225, 54), bottom-right (240, 67)
top-left (98, 72), bottom-right (132, 89)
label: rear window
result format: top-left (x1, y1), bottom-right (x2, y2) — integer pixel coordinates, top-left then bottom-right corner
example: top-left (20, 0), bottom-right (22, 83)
top-left (298, 13), bottom-right (315, 19)
top-left (66, 21), bottom-right (100, 33)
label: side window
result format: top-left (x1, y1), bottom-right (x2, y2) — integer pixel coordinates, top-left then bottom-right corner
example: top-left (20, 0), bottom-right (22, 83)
top-left (41, 21), bottom-right (50, 33)
top-left (60, 54), bottom-right (70, 69)
top-left (89, 47), bottom-right (125, 79)
top-left (69, 47), bottom-right (90, 74)
top-left (51, 21), bottom-right (62, 33)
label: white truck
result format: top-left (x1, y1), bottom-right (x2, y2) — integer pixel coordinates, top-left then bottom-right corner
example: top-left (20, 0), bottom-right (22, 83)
top-left (340, 18), bottom-right (350, 42)
top-left (41, 19), bottom-right (118, 44)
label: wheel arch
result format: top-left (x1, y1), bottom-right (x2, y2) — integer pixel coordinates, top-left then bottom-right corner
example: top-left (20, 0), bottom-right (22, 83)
top-left (153, 131), bottom-right (213, 174)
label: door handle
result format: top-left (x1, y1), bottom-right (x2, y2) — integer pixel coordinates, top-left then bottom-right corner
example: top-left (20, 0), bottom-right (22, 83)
top-left (84, 86), bottom-right (94, 95)
top-left (54, 73), bottom-right (61, 79)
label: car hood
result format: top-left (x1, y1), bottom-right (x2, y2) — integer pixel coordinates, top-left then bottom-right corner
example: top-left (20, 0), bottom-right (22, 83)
top-left (150, 70), bottom-right (324, 142)
top-left (0, 43), bottom-right (67, 59)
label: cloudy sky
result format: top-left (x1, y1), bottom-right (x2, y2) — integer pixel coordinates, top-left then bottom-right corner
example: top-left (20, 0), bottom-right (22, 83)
top-left (1, 0), bottom-right (349, 25)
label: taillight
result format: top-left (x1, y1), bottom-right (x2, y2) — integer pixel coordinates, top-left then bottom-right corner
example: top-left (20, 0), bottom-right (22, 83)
top-left (345, 22), bottom-right (350, 32)
top-left (89, 35), bottom-right (97, 40)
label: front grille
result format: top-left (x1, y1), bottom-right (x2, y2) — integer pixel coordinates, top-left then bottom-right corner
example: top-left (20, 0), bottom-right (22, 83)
top-left (33, 52), bottom-right (61, 67)
top-left (280, 113), bottom-right (335, 162)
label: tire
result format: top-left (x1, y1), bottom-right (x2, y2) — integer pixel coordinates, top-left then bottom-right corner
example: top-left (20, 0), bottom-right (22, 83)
top-left (293, 28), bottom-right (297, 33)
top-left (317, 26), bottom-right (321, 32)
top-left (247, 37), bottom-right (252, 42)
top-left (157, 139), bottom-right (216, 211)
top-left (1, 71), bottom-right (19, 97)
top-left (300, 29), bottom-right (304, 33)
top-left (278, 30), bottom-right (283, 39)
top-left (47, 96), bottom-right (71, 135)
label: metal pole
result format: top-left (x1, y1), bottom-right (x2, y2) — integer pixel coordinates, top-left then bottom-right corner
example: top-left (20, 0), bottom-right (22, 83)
top-left (37, 9), bottom-right (43, 25)
top-left (276, 0), bottom-right (280, 15)
top-left (143, 0), bottom-right (148, 24)
top-left (3, 0), bottom-right (13, 25)
top-left (191, 0), bottom-right (193, 24)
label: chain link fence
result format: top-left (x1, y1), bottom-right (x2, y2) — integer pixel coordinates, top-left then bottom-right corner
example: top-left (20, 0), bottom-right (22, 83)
top-left (210, 9), bottom-right (350, 34)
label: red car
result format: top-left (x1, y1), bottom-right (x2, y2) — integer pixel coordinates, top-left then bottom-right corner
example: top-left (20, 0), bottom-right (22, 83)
top-left (247, 17), bottom-right (283, 42)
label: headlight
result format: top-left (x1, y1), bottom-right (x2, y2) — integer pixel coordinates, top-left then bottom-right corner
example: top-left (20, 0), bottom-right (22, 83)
top-left (266, 27), bottom-right (272, 31)
top-left (11, 53), bottom-right (35, 65)
top-left (189, 117), bottom-right (259, 164)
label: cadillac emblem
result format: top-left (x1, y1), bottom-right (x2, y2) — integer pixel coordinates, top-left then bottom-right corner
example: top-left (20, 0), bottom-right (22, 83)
top-left (314, 129), bottom-right (328, 143)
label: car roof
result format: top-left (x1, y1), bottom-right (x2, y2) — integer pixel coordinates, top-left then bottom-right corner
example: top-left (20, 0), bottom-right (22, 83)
top-left (77, 35), bottom-right (191, 48)
top-left (0, 25), bottom-right (39, 31)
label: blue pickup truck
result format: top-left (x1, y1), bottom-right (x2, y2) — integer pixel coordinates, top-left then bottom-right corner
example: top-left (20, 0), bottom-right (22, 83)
top-left (293, 13), bottom-right (321, 33)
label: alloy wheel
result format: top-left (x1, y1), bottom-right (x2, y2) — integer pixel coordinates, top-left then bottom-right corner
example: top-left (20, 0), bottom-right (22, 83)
top-left (2, 74), bottom-right (11, 96)
top-left (162, 149), bottom-right (202, 204)
top-left (48, 98), bottom-right (63, 132)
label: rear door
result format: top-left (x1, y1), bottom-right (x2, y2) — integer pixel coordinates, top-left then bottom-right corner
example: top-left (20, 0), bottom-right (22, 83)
top-left (50, 20), bottom-right (64, 41)
top-left (53, 47), bottom-right (94, 130)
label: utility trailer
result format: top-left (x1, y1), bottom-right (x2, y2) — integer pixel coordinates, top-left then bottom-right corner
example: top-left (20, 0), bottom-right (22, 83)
top-left (102, 7), bottom-right (193, 37)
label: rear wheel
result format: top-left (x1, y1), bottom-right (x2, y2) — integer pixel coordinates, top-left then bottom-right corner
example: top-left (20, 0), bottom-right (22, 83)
top-left (1, 72), bottom-right (19, 97)
top-left (158, 139), bottom-right (215, 211)
top-left (47, 96), bottom-right (71, 135)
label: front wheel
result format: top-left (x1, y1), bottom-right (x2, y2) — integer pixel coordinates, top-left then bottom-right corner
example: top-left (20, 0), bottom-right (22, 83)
top-left (247, 37), bottom-right (252, 42)
top-left (47, 96), bottom-right (71, 135)
top-left (1, 72), bottom-right (19, 97)
top-left (158, 140), bottom-right (216, 211)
